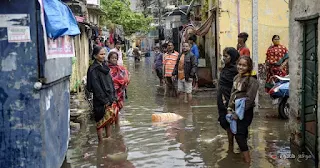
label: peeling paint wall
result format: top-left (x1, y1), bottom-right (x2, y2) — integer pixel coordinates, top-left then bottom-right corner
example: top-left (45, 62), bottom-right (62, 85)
top-left (0, 0), bottom-right (71, 167)
top-left (218, 0), bottom-right (289, 64)
top-left (40, 80), bottom-right (70, 168)
top-left (0, 1), bottom-right (43, 167)
top-left (289, 0), bottom-right (320, 166)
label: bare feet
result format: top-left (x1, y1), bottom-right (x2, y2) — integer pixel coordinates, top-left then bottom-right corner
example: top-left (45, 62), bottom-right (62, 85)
top-left (242, 151), bottom-right (251, 163)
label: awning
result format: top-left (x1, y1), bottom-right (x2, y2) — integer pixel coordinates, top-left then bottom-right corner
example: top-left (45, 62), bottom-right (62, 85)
top-left (195, 9), bottom-right (216, 36)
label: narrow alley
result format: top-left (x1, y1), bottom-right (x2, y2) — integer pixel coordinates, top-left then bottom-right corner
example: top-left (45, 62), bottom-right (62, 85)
top-left (63, 56), bottom-right (314, 168)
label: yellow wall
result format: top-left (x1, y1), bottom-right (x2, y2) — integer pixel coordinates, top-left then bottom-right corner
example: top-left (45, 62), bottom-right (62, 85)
top-left (218, 0), bottom-right (289, 63)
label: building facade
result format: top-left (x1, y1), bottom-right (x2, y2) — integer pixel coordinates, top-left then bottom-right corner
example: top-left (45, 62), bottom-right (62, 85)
top-left (216, 0), bottom-right (289, 78)
top-left (288, 0), bottom-right (319, 165)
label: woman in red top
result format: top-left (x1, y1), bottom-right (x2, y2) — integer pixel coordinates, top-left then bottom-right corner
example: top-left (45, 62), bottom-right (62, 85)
top-left (237, 32), bottom-right (250, 57)
top-left (264, 35), bottom-right (289, 92)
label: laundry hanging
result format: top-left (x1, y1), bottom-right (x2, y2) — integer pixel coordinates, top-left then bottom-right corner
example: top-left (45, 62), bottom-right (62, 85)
top-left (195, 10), bottom-right (216, 36)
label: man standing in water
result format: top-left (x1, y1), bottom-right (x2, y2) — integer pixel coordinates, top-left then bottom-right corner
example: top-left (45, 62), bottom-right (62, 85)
top-left (172, 42), bottom-right (197, 103)
top-left (110, 40), bottom-right (124, 66)
top-left (163, 42), bottom-right (179, 97)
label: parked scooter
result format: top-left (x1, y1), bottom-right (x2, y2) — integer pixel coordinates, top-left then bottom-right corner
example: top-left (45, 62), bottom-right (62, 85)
top-left (268, 75), bottom-right (290, 119)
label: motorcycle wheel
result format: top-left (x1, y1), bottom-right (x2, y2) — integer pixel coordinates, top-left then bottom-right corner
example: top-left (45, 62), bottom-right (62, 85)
top-left (278, 97), bottom-right (289, 120)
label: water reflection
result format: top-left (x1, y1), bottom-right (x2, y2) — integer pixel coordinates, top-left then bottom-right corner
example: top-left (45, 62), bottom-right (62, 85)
top-left (96, 134), bottom-right (134, 168)
top-left (63, 56), bottom-right (315, 168)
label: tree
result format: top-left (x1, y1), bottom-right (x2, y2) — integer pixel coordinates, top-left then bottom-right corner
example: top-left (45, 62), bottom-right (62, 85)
top-left (100, 0), bottom-right (154, 35)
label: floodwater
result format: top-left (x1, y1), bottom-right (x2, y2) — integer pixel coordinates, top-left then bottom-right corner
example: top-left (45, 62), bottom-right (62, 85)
top-left (62, 56), bottom-right (315, 168)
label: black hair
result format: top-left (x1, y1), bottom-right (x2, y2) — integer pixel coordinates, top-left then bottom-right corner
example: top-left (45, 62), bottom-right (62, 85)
top-left (92, 46), bottom-right (104, 60)
top-left (162, 43), bottom-right (168, 48)
top-left (188, 35), bottom-right (197, 42)
top-left (238, 32), bottom-right (249, 43)
top-left (167, 41), bottom-right (174, 45)
top-left (223, 47), bottom-right (240, 64)
top-left (115, 40), bottom-right (122, 45)
top-left (182, 41), bottom-right (190, 45)
top-left (108, 51), bottom-right (119, 61)
top-left (272, 35), bottom-right (280, 41)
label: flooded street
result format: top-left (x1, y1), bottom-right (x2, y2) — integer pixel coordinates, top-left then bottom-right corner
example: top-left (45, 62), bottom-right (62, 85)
top-left (63, 56), bottom-right (314, 168)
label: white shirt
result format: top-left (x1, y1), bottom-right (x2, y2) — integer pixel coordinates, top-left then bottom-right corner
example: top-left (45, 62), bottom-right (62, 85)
top-left (127, 48), bottom-right (133, 57)
top-left (110, 48), bottom-right (123, 66)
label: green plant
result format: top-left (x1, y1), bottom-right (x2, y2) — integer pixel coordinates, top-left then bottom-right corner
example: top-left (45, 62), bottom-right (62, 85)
top-left (100, 0), bottom-right (154, 35)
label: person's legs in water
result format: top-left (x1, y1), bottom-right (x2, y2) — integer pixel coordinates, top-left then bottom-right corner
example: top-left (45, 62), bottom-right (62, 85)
top-left (164, 77), bottom-right (171, 96)
top-left (97, 128), bottom-right (104, 142)
top-left (156, 68), bottom-right (164, 86)
top-left (115, 114), bottom-right (120, 131)
top-left (172, 79), bottom-right (178, 97)
top-left (104, 124), bottom-right (112, 139)
top-left (193, 73), bottom-right (199, 90)
top-left (185, 79), bottom-right (193, 103)
top-left (177, 80), bottom-right (185, 100)
top-left (235, 133), bottom-right (250, 163)
top-left (227, 128), bottom-right (234, 152)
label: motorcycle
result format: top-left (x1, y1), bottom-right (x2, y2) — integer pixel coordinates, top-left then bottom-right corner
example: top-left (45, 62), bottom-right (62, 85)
top-left (268, 75), bottom-right (290, 119)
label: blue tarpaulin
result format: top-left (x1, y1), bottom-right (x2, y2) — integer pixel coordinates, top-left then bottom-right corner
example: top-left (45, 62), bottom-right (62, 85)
top-left (43, 0), bottom-right (80, 39)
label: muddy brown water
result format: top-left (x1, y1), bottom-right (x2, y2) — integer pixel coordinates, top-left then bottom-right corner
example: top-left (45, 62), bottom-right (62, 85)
top-left (62, 56), bottom-right (315, 168)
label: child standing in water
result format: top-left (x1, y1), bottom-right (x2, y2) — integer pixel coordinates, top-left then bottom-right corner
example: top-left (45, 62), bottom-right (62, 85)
top-left (227, 56), bottom-right (259, 163)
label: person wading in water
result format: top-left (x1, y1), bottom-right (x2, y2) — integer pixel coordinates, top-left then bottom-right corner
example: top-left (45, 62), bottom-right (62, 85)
top-left (87, 46), bottom-right (118, 142)
top-left (217, 47), bottom-right (239, 152)
top-left (163, 41), bottom-right (179, 97)
top-left (227, 56), bottom-right (259, 163)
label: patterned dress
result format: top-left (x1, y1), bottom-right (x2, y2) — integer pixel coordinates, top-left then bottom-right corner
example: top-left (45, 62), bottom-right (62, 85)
top-left (265, 44), bottom-right (289, 92)
top-left (108, 64), bottom-right (130, 110)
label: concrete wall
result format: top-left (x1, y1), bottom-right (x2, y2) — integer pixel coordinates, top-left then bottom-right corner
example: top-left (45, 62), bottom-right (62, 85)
top-left (288, 0), bottom-right (320, 166)
top-left (218, 0), bottom-right (289, 64)
top-left (0, 1), bottom-right (72, 167)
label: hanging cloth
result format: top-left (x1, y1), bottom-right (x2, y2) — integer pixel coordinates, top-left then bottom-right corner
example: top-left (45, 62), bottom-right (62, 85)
top-left (195, 10), bottom-right (216, 36)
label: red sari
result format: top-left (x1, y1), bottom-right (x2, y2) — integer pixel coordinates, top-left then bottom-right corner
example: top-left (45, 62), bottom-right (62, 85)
top-left (108, 64), bottom-right (130, 110)
top-left (265, 44), bottom-right (289, 92)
